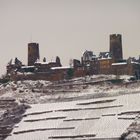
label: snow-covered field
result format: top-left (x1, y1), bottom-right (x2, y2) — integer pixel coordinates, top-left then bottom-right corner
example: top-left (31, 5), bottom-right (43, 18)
top-left (0, 75), bottom-right (140, 139)
top-left (6, 93), bottom-right (140, 140)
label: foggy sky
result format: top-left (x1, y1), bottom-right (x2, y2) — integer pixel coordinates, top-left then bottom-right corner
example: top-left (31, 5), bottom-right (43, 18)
top-left (0, 0), bottom-right (140, 76)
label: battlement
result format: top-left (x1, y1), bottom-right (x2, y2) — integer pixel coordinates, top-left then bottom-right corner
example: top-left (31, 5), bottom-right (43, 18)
top-left (28, 43), bottom-right (39, 47)
top-left (110, 34), bottom-right (122, 40)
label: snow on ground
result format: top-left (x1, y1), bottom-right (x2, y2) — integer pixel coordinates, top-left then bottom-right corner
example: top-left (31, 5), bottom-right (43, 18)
top-left (0, 75), bottom-right (138, 104)
top-left (6, 93), bottom-right (140, 140)
top-left (0, 75), bottom-right (140, 139)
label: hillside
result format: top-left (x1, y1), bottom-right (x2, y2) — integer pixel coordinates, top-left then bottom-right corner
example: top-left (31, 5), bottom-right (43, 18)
top-left (0, 75), bottom-right (140, 139)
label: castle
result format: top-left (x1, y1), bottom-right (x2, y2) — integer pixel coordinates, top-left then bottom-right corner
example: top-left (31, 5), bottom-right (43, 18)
top-left (82, 34), bottom-right (140, 77)
top-left (6, 34), bottom-right (140, 81)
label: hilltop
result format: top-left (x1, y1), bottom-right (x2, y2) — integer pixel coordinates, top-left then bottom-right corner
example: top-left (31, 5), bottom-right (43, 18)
top-left (0, 75), bottom-right (138, 104)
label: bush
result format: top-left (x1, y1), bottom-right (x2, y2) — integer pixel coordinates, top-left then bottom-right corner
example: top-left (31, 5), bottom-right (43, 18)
top-left (66, 68), bottom-right (74, 79)
top-left (109, 79), bottom-right (123, 84)
top-left (0, 74), bottom-right (10, 84)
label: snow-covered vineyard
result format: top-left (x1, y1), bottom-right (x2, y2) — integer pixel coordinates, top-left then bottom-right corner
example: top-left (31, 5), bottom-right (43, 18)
top-left (0, 75), bottom-right (140, 140)
top-left (6, 93), bottom-right (140, 140)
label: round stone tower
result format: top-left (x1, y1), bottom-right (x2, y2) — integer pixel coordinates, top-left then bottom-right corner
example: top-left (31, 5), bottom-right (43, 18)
top-left (110, 34), bottom-right (123, 62)
top-left (28, 43), bottom-right (40, 66)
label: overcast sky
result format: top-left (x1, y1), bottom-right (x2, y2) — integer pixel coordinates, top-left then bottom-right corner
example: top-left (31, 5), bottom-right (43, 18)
top-left (0, 0), bottom-right (140, 76)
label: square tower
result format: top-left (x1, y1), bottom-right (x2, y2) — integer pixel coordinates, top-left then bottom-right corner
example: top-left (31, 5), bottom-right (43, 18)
top-left (110, 34), bottom-right (123, 62)
top-left (28, 43), bottom-right (40, 66)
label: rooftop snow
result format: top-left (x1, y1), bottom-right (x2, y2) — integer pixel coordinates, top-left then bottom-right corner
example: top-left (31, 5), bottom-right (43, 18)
top-left (34, 62), bottom-right (48, 65)
top-left (51, 66), bottom-right (70, 70)
top-left (98, 57), bottom-right (112, 60)
top-left (21, 66), bottom-right (35, 68)
top-left (112, 62), bottom-right (127, 66)
top-left (99, 52), bottom-right (112, 57)
top-left (131, 61), bottom-right (140, 64)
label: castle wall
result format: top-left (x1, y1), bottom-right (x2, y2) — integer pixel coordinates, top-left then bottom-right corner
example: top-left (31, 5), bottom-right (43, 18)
top-left (111, 63), bottom-right (140, 76)
top-left (98, 59), bottom-right (114, 74)
top-left (11, 72), bottom-right (64, 81)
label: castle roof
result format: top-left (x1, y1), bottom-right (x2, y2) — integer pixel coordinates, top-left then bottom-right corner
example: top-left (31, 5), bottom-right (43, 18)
top-left (82, 50), bottom-right (97, 61)
top-left (98, 52), bottom-right (112, 60)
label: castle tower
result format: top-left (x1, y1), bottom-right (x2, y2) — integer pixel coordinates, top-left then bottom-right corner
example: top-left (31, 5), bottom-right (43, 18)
top-left (28, 43), bottom-right (40, 66)
top-left (56, 56), bottom-right (62, 67)
top-left (110, 34), bottom-right (123, 61)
